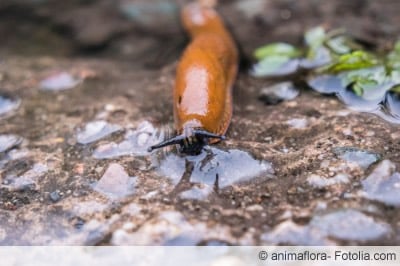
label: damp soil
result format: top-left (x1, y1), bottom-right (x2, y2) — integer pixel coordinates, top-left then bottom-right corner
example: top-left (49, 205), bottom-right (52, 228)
top-left (1, 0), bottom-right (400, 245)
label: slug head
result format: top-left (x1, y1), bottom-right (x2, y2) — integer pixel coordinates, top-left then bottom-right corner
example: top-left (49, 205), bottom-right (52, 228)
top-left (147, 129), bottom-right (225, 155)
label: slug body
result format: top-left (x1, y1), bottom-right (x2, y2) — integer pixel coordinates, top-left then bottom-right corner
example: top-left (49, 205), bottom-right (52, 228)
top-left (149, 2), bottom-right (238, 155)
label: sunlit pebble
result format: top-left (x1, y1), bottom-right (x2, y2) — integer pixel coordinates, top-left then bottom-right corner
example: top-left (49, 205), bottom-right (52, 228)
top-left (122, 222), bottom-right (135, 231)
top-left (342, 128), bottom-right (352, 136)
top-left (73, 163), bottom-right (85, 175)
top-left (0, 134), bottom-right (22, 153)
top-left (0, 96), bottom-right (20, 117)
top-left (39, 72), bottom-right (81, 91)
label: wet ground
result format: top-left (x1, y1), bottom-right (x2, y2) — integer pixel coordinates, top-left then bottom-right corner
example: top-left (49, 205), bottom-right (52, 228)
top-left (1, 0), bottom-right (400, 245)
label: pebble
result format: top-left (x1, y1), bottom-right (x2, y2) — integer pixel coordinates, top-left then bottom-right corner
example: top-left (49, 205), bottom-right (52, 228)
top-left (286, 118), bottom-right (308, 129)
top-left (262, 209), bottom-right (391, 245)
top-left (76, 120), bottom-right (122, 144)
top-left (49, 191), bottom-right (61, 202)
top-left (93, 163), bottom-right (136, 200)
top-left (157, 147), bottom-right (274, 188)
top-left (39, 72), bottom-right (80, 91)
top-left (258, 82), bottom-right (299, 105)
top-left (333, 147), bottom-right (381, 169)
top-left (93, 121), bottom-right (163, 158)
top-left (361, 160), bottom-right (400, 207)
top-left (3, 163), bottom-right (48, 191)
top-left (0, 134), bottom-right (22, 153)
top-left (0, 95), bottom-right (20, 117)
top-left (307, 173), bottom-right (349, 188)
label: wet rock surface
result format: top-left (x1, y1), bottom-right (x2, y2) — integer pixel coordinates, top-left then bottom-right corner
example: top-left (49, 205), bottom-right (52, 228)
top-left (1, 0), bottom-right (400, 245)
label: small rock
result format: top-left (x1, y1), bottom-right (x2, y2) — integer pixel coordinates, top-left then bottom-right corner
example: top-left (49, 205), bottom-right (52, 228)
top-left (76, 120), bottom-right (122, 144)
top-left (0, 134), bottom-right (22, 153)
top-left (94, 163), bottom-right (136, 199)
top-left (49, 191), bottom-right (61, 202)
top-left (259, 82), bottom-right (299, 105)
top-left (0, 95), bottom-right (20, 117)
top-left (333, 147), bottom-right (381, 169)
top-left (40, 72), bottom-right (81, 91)
top-left (179, 185), bottom-right (213, 201)
top-left (311, 209), bottom-right (391, 241)
top-left (93, 121), bottom-right (163, 158)
top-left (262, 209), bottom-right (391, 245)
top-left (361, 160), bottom-right (400, 207)
top-left (3, 163), bottom-right (48, 191)
top-left (286, 118), bottom-right (308, 129)
top-left (307, 173), bottom-right (349, 188)
top-left (158, 147), bottom-right (274, 188)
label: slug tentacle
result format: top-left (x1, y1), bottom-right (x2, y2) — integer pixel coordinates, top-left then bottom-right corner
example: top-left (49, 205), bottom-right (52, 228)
top-left (148, 129), bottom-right (226, 155)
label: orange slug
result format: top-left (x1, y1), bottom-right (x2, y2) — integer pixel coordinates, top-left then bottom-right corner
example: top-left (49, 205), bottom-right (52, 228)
top-left (148, 1), bottom-right (238, 155)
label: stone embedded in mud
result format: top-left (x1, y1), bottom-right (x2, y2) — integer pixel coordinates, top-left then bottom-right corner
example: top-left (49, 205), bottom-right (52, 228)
top-left (93, 121), bottom-right (164, 158)
top-left (76, 120), bottom-right (122, 144)
top-left (258, 82), bottom-right (299, 105)
top-left (0, 95), bottom-right (20, 117)
top-left (262, 209), bottom-right (391, 245)
top-left (94, 163), bottom-right (136, 200)
top-left (0, 134), bottom-right (22, 153)
top-left (179, 184), bottom-right (213, 201)
top-left (111, 210), bottom-right (253, 245)
top-left (2, 163), bottom-right (48, 191)
top-left (261, 220), bottom-right (332, 245)
top-left (157, 147), bottom-right (273, 188)
top-left (286, 118), bottom-right (308, 129)
top-left (310, 209), bottom-right (391, 241)
top-left (39, 72), bottom-right (81, 91)
top-left (307, 173), bottom-right (349, 188)
top-left (361, 160), bottom-right (400, 207)
top-left (333, 147), bottom-right (381, 169)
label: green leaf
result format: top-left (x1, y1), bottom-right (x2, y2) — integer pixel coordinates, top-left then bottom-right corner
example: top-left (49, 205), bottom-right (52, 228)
top-left (305, 27), bottom-right (326, 60)
top-left (390, 85), bottom-right (400, 94)
top-left (323, 51), bottom-right (379, 73)
top-left (251, 55), bottom-right (298, 77)
top-left (253, 43), bottom-right (301, 60)
top-left (326, 36), bottom-right (352, 55)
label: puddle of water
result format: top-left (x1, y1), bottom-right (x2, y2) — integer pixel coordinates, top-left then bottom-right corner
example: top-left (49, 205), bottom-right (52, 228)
top-left (0, 95), bottom-right (20, 117)
top-left (39, 72), bottom-right (81, 91)
top-left (93, 121), bottom-right (164, 158)
top-left (157, 147), bottom-right (274, 189)
top-left (262, 209), bottom-right (391, 245)
top-left (93, 163), bottom-right (137, 200)
top-left (258, 82), bottom-right (299, 105)
top-left (333, 147), bottom-right (381, 170)
top-left (361, 160), bottom-right (400, 207)
top-left (76, 120), bottom-right (122, 144)
top-left (0, 134), bottom-right (22, 153)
